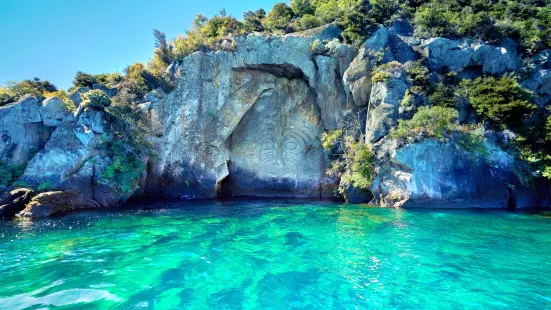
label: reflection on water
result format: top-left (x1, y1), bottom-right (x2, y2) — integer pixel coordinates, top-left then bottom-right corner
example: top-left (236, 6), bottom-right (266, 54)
top-left (0, 200), bottom-right (550, 309)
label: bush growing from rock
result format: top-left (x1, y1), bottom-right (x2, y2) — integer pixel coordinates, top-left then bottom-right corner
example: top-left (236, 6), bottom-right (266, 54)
top-left (460, 76), bottom-right (535, 130)
top-left (407, 60), bottom-right (430, 91)
top-left (322, 132), bottom-right (375, 194)
top-left (391, 106), bottom-right (459, 141)
top-left (0, 161), bottom-right (25, 188)
top-left (429, 83), bottom-right (458, 108)
top-left (82, 90), bottom-right (111, 110)
top-left (0, 88), bottom-right (16, 106)
top-left (101, 139), bottom-right (145, 194)
top-left (457, 125), bottom-right (490, 158)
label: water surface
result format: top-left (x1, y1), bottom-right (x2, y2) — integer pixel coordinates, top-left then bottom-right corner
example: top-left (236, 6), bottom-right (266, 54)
top-left (1, 200), bottom-right (550, 309)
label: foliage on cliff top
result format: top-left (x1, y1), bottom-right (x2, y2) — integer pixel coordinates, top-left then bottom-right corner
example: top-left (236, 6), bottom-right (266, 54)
top-left (0, 78), bottom-right (58, 106)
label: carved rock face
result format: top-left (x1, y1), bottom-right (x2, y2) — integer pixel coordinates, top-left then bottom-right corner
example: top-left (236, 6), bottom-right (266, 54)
top-left (226, 77), bottom-right (326, 197)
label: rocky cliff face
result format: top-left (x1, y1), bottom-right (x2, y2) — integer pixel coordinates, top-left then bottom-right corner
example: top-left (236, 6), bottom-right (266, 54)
top-left (1, 23), bottom-right (550, 216)
top-left (145, 25), bottom-right (349, 199)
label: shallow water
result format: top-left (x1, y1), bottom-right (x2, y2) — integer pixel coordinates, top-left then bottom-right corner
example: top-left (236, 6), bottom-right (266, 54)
top-left (0, 200), bottom-right (550, 309)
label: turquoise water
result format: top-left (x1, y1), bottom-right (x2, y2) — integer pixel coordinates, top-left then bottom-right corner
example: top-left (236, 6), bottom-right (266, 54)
top-left (1, 200), bottom-right (551, 309)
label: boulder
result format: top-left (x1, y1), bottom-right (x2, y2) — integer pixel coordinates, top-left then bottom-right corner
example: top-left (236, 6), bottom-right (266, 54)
top-left (522, 50), bottom-right (551, 96)
top-left (69, 86), bottom-right (90, 107)
top-left (365, 69), bottom-right (408, 143)
top-left (370, 139), bottom-right (540, 208)
top-left (18, 190), bottom-right (99, 218)
top-left (343, 27), bottom-right (415, 107)
top-left (421, 38), bottom-right (521, 75)
top-left (0, 95), bottom-right (50, 164)
top-left (0, 188), bottom-right (34, 217)
top-left (144, 90), bottom-right (164, 104)
top-left (40, 96), bottom-right (74, 127)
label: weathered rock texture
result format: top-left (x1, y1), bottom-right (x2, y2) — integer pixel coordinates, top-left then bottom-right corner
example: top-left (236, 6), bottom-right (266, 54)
top-left (148, 25), bottom-right (347, 199)
top-left (18, 190), bottom-right (99, 218)
top-left (0, 188), bottom-right (34, 217)
top-left (369, 139), bottom-right (544, 208)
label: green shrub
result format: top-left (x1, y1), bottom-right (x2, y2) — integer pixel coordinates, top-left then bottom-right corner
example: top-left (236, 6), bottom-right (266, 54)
top-left (101, 140), bottom-right (145, 194)
top-left (460, 76), bottom-right (535, 130)
top-left (0, 161), bottom-right (25, 187)
top-left (95, 72), bottom-right (123, 86)
top-left (293, 14), bottom-right (322, 31)
top-left (263, 3), bottom-right (294, 32)
top-left (371, 70), bottom-right (391, 83)
top-left (401, 90), bottom-right (414, 107)
top-left (291, 0), bottom-right (315, 17)
top-left (407, 60), bottom-right (430, 90)
top-left (73, 71), bottom-right (98, 88)
top-left (323, 132), bottom-right (375, 193)
top-left (82, 90), bottom-right (111, 110)
top-left (369, 0), bottom-right (401, 25)
top-left (310, 39), bottom-right (328, 54)
top-left (4, 78), bottom-right (57, 102)
top-left (339, 2), bottom-right (376, 44)
top-left (0, 88), bottom-right (16, 106)
top-left (457, 125), bottom-right (489, 158)
top-left (243, 9), bottom-right (266, 33)
top-left (413, 1), bottom-right (460, 38)
top-left (429, 83), bottom-right (458, 108)
top-left (38, 181), bottom-right (53, 192)
top-left (391, 106), bottom-right (459, 141)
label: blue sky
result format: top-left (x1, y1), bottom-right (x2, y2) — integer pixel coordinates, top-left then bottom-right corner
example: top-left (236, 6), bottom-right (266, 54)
top-left (0, 0), bottom-right (279, 90)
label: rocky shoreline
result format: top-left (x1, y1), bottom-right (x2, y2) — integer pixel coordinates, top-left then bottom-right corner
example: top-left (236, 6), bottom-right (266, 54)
top-left (1, 23), bottom-right (551, 218)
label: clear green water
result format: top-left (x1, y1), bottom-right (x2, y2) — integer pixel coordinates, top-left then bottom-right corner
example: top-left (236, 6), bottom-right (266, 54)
top-left (1, 200), bottom-right (551, 309)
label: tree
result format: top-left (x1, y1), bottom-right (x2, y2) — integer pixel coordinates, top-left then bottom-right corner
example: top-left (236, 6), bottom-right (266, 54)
top-left (292, 14), bottom-right (322, 31)
top-left (73, 71), bottom-right (98, 88)
top-left (290, 0), bottom-right (315, 17)
top-left (461, 76), bottom-right (536, 130)
top-left (340, 2), bottom-right (374, 44)
top-left (263, 3), bottom-right (294, 32)
top-left (244, 9), bottom-right (266, 32)
top-left (153, 29), bottom-right (172, 65)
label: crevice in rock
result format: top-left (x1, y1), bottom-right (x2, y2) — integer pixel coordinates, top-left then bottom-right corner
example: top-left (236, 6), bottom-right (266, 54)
top-left (234, 64), bottom-right (312, 89)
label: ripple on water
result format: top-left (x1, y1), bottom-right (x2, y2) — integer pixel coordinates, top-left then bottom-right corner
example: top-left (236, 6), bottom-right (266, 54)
top-left (0, 202), bottom-right (550, 309)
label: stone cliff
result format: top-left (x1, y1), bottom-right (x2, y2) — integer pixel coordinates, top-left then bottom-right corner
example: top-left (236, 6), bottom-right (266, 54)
top-left (1, 23), bottom-right (550, 217)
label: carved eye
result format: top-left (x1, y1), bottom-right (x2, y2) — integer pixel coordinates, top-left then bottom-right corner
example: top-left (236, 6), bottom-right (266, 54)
top-left (285, 141), bottom-right (297, 150)
top-left (261, 142), bottom-right (273, 150)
